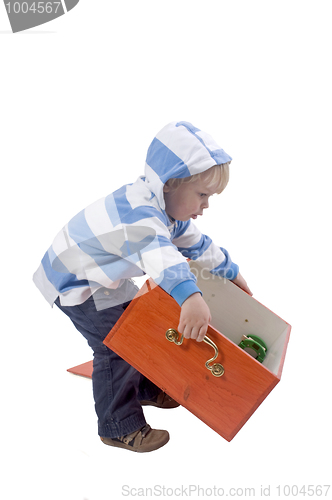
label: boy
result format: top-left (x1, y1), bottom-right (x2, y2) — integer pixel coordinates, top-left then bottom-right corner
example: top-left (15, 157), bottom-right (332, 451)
top-left (33, 121), bottom-right (252, 452)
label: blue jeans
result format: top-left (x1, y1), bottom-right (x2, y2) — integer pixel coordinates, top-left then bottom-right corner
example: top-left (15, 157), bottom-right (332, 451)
top-left (55, 290), bottom-right (161, 438)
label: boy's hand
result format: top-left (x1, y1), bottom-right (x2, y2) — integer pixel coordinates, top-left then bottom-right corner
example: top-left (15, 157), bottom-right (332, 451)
top-left (231, 272), bottom-right (253, 296)
top-left (178, 293), bottom-right (211, 342)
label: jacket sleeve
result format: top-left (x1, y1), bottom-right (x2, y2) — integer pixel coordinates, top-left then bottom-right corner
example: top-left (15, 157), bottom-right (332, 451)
top-left (172, 220), bottom-right (239, 280)
top-left (112, 207), bottom-right (202, 306)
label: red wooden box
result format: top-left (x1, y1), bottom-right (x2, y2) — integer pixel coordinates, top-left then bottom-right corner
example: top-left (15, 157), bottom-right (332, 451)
top-left (101, 261), bottom-right (291, 442)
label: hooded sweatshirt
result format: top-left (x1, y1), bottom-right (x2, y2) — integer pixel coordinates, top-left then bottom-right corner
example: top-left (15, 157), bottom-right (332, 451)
top-left (33, 121), bottom-right (239, 309)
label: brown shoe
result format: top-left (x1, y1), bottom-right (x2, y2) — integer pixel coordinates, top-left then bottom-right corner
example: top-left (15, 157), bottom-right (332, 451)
top-left (100, 424), bottom-right (169, 453)
top-left (140, 391), bottom-right (180, 409)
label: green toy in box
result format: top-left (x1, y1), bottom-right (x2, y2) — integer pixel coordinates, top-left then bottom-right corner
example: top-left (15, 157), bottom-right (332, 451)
top-left (238, 335), bottom-right (267, 363)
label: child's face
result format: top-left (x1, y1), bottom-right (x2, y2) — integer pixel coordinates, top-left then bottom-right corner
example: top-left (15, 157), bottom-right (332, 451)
top-left (163, 171), bottom-right (219, 222)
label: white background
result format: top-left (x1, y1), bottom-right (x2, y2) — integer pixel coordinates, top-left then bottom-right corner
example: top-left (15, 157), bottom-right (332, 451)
top-left (1, 1), bottom-right (331, 499)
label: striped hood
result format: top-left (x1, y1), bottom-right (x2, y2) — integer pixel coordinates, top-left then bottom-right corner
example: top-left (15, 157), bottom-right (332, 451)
top-left (144, 121), bottom-right (232, 210)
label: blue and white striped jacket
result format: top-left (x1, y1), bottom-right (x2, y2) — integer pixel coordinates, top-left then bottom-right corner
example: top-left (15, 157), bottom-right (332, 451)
top-left (33, 121), bottom-right (239, 309)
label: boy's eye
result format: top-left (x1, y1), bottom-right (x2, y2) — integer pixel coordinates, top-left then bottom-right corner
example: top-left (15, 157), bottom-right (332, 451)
top-left (200, 193), bottom-right (207, 197)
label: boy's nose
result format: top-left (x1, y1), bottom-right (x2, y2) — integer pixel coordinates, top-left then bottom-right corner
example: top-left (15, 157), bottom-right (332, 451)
top-left (201, 199), bottom-right (209, 209)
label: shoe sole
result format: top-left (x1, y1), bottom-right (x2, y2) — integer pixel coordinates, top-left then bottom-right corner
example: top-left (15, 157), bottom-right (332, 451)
top-left (100, 435), bottom-right (170, 453)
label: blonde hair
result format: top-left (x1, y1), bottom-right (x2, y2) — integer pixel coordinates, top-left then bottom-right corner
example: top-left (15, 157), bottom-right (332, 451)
top-left (165, 162), bottom-right (230, 194)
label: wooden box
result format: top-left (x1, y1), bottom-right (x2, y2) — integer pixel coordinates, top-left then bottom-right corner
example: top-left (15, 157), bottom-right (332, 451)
top-left (103, 261), bottom-right (291, 442)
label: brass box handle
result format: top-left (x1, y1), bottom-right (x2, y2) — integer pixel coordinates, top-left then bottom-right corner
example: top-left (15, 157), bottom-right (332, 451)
top-left (165, 328), bottom-right (225, 377)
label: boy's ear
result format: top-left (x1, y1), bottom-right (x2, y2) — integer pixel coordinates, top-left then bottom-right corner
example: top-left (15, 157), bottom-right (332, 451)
top-left (163, 184), bottom-right (171, 193)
